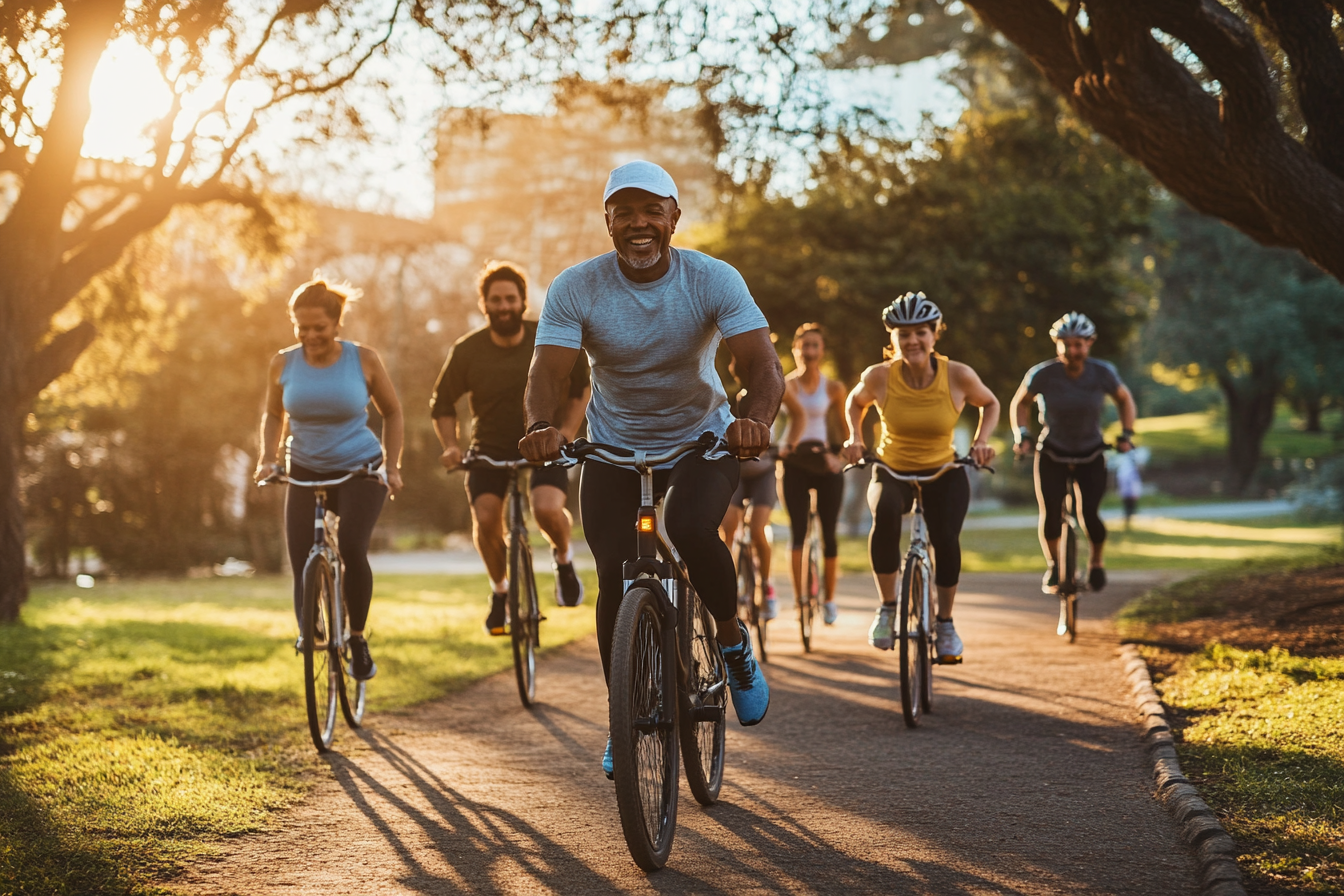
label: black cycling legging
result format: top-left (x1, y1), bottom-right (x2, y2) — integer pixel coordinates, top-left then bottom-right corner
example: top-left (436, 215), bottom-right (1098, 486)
top-left (867, 466), bottom-right (970, 588)
top-left (580, 453), bottom-right (739, 683)
top-left (782, 464), bottom-right (843, 558)
top-left (1036, 448), bottom-right (1108, 546)
top-left (284, 462), bottom-right (388, 631)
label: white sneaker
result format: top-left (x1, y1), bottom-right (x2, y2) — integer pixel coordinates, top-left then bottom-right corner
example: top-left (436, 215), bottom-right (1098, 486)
top-left (935, 620), bottom-right (963, 664)
top-left (868, 605), bottom-right (896, 650)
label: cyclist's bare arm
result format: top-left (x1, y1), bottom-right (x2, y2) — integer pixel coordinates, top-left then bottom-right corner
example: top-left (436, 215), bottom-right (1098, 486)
top-left (359, 345), bottom-right (404, 495)
top-left (949, 361), bottom-right (999, 466)
top-left (255, 353), bottom-right (288, 483)
top-left (724, 327), bottom-right (784, 458)
top-left (1009, 382), bottom-right (1036, 457)
top-left (558, 384), bottom-right (592, 442)
top-left (432, 412), bottom-right (461, 469)
top-left (842, 362), bottom-right (889, 464)
top-left (521, 344), bottom-right (582, 462)
top-left (1112, 383), bottom-right (1137, 452)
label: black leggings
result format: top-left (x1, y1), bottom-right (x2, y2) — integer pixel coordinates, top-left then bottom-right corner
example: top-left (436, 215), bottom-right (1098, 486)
top-left (867, 466), bottom-right (970, 588)
top-left (782, 464), bottom-right (843, 558)
top-left (285, 463), bottom-right (388, 631)
top-left (1036, 449), bottom-right (1108, 546)
top-left (580, 453), bottom-right (739, 682)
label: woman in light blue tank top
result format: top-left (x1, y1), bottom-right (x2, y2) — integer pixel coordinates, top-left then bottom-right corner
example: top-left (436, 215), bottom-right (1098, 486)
top-left (254, 277), bottom-right (404, 681)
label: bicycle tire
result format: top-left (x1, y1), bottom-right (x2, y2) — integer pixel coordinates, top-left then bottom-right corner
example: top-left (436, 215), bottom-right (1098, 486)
top-left (801, 516), bottom-right (820, 652)
top-left (737, 533), bottom-right (766, 663)
top-left (919, 563), bottom-right (935, 714)
top-left (336, 570), bottom-right (366, 728)
top-left (610, 584), bottom-right (679, 871)
top-left (1058, 512), bottom-right (1079, 642)
top-left (508, 532), bottom-right (537, 707)
top-left (898, 557), bottom-right (926, 728)
top-left (301, 554), bottom-right (340, 752)
top-left (679, 586), bottom-right (726, 806)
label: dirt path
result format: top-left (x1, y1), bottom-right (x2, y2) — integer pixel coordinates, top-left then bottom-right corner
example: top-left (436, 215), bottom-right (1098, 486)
top-left (178, 572), bottom-right (1200, 895)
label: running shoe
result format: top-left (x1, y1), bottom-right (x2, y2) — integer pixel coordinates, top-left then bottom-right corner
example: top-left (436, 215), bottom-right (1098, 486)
top-left (484, 592), bottom-right (508, 636)
top-left (1088, 566), bottom-right (1107, 592)
top-left (822, 600), bottom-right (839, 625)
top-left (1041, 564), bottom-right (1060, 594)
top-left (762, 583), bottom-right (778, 621)
top-left (868, 604), bottom-right (896, 650)
top-left (935, 619), bottom-right (964, 664)
top-left (721, 620), bottom-right (770, 726)
top-left (602, 735), bottom-right (614, 780)
top-left (555, 561), bottom-right (585, 607)
top-left (347, 634), bottom-right (377, 680)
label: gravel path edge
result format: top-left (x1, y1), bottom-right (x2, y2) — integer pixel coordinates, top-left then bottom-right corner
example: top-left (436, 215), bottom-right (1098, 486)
top-left (1119, 643), bottom-right (1247, 896)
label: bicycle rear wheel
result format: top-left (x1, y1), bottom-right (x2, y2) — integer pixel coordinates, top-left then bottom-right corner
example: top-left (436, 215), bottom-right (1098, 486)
top-left (737, 535), bottom-right (766, 663)
top-left (336, 577), bottom-right (366, 728)
top-left (610, 585), bottom-right (679, 870)
top-left (800, 518), bottom-right (820, 652)
top-left (679, 586), bottom-right (726, 806)
top-left (508, 533), bottom-right (538, 707)
top-left (898, 557), bottom-right (927, 728)
top-left (301, 554), bottom-right (340, 752)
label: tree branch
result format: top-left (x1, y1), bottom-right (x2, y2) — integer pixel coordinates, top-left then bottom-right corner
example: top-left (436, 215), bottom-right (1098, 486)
top-left (1244, 0), bottom-right (1344, 178)
top-left (19, 321), bottom-right (97, 403)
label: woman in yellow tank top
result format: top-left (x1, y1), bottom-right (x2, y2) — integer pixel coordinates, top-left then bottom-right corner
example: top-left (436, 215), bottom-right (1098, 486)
top-left (841, 292), bottom-right (1000, 663)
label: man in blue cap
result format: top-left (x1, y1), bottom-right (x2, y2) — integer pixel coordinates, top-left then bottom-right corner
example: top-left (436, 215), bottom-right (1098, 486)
top-left (519, 159), bottom-right (784, 777)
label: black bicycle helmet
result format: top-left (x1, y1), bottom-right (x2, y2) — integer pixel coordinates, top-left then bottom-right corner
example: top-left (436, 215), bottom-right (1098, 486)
top-left (882, 291), bottom-right (942, 330)
top-left (1049, 311), bottom-right (1097, 340)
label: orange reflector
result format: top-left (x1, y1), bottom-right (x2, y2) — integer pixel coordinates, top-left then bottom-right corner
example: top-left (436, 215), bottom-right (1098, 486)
top-left (638, 515), bottom-right (656, 533)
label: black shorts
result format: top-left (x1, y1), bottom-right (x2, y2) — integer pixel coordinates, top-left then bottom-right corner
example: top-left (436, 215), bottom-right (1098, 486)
top-left (730, 467), bottom-right (778, 510)
top-left (466, 464), bottom-right (571, 503)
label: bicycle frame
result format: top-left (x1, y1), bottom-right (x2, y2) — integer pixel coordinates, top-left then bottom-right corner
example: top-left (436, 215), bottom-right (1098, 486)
top-left (305, 489), bottom-right (346, 654)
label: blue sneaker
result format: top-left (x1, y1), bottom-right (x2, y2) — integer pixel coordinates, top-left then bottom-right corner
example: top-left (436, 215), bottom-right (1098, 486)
top-left (822, 600), bottom-right (839, 625)
top-left (602, 735), bottom-right (614, 780)
top-left (720, 619), bottom-right (770, 726)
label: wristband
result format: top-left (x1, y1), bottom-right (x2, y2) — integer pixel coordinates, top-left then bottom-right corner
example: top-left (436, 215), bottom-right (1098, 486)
top-left (1118, 430), bottom-right (1134, 442)
top-left (525, 421), bottom-right (553, 435)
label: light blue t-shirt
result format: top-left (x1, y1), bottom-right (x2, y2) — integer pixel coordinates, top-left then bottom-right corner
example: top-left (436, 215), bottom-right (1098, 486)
top-left (537, 248), bottom-right (768, 451)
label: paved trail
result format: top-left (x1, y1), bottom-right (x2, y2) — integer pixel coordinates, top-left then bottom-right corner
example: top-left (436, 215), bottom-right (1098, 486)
top-left (180, 572), bottom-right (1200, 895)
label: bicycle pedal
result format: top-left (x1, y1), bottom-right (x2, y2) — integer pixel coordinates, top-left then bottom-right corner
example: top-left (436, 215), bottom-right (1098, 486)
top-left (935, 655), bottom-right (963, 665)
top-left (690, 705), bottom-right (725, 722)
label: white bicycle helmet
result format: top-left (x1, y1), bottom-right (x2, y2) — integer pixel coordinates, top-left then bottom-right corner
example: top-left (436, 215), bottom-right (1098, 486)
top-left (1049, 311), bottom-right (1096, 340)
top-left (882, 291), bottom-right (942, 330)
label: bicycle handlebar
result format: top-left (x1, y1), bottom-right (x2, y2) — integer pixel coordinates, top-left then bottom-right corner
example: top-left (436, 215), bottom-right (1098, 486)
top-left (1037, 443), bottom-right (1112, 465)
top-left (843, 456), bottom-right (995, 481)
top-left (257, 463), bottom-right (387, 489)
top-left (555, 431), bottom-right (732, 469)
top-left (456, 452), bottom-right (536, 471)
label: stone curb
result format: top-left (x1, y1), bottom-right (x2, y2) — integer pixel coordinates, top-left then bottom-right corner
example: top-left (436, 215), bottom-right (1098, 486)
top-left (1119, 643), bottom-right (1247, 896)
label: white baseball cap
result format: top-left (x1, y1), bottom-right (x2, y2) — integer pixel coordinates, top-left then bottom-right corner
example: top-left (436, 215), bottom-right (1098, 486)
top-left (602, 160), bottom-right (679, 206)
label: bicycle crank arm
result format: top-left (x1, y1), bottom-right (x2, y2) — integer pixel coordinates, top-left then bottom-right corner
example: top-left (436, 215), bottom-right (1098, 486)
top-left (689, 705), bottom-right (726, 723)
top-left (632, 715), bottom-right (677, 733)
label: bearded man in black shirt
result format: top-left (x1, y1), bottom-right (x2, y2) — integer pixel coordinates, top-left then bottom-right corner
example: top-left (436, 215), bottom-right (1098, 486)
top-left (431, 261), bottom-right (590, 633)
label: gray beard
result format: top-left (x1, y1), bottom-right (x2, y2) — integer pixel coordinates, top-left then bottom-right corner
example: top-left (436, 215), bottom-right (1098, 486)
top-left (619, 247), bottom-right (662, 270)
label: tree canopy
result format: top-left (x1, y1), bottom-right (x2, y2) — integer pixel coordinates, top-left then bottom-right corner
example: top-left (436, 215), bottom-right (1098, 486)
top-left (962, 0), bottom-right (1344, 284)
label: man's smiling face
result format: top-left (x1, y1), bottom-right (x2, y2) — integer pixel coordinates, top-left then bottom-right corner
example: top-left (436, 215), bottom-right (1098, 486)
top-left (605, 188), bottom-right (680, 273)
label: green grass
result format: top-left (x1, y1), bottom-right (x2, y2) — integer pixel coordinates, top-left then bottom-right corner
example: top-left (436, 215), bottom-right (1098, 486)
top-left (1109, 406), bottom-right (1343, 466)
top-left (1151, 644), bottom-right (1344, 893)
top-left (836, 516), bottom-right (1342, 577)
top-left (0, 571), bottom-right (596, 896)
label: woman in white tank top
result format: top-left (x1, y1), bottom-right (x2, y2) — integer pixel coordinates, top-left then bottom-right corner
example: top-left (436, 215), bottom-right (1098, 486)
top-left (779, 323), bottom-right (850, 628)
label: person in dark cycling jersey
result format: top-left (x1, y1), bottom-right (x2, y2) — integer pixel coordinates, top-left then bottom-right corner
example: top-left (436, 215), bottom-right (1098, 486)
top-left (1009, 312), bottom-right (1137, 594)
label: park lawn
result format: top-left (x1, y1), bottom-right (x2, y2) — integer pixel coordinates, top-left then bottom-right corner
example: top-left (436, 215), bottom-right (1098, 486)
top-left (1107, 406), bottom-right (1342, 465)
top-left (0, 571), bottom-right (597, 896)
top-left (834, 514), bottom-right (1342, 576)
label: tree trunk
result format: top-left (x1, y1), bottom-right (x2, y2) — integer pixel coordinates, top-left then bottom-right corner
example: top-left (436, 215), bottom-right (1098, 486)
top-left (1220, 373), bottom-right (1280, 495)
top-left (1304, 398), bottom-right (1324, 433)
top-left (0, 396), bottom-right (28, 622)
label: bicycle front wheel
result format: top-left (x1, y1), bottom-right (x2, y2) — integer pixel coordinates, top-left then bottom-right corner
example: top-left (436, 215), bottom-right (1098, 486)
top-left (1058, 519), bottom-right (1079, 642)
top-left (610, 585), bottom-right (679, 871)
top-left (508, 534), bottom-right (538, 707)
top-left (679, 587), bottom-right (726, 806)
top-left (898, 558), bottom-right (928, 729)
top-left (301, 554), bottom-right (340, 752)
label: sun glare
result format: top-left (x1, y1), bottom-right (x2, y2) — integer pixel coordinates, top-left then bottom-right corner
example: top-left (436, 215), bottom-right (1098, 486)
top-left (84, 37), bottom-right (173, 162)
